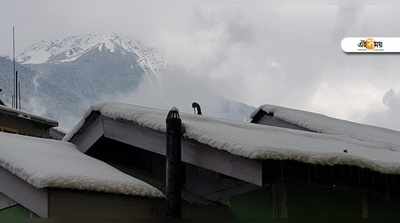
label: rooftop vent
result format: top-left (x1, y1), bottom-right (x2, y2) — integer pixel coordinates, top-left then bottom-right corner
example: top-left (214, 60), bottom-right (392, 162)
top-left (191, 102), bottom-right (202, 115)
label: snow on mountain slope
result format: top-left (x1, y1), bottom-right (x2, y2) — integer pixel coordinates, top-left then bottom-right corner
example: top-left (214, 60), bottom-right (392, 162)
top-left (17, 33), bottom-right (166, 75)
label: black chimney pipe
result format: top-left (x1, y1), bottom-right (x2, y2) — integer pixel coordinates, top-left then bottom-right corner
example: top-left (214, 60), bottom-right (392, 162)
top-left (15, 71), bottom-right (19, 110)
top-left (191, 102), bottom-right (202, 115)
top-left (0, 89), bottom-right (4, 106)
top-left (166, 107), bottom-right (183, 219)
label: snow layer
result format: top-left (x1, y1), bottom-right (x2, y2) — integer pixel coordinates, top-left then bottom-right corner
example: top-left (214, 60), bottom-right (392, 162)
top-left (66, 102), bottom-right (400, 176)
top-left (251, 104), bottom-right (400, 152)
top-left (0, 131), bottom-right (162, 197)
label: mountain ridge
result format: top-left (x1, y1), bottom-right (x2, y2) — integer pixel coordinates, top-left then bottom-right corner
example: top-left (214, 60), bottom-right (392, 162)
top-left (17, 33), bottom-right (166, 75)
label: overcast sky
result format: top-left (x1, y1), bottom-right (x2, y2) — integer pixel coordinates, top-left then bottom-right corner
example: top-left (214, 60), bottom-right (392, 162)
top-left (2, 0), bottom-right (400, 129)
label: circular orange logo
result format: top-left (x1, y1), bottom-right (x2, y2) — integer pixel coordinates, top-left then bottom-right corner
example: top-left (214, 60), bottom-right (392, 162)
top-left (366, 38), bottom-right (375, 50)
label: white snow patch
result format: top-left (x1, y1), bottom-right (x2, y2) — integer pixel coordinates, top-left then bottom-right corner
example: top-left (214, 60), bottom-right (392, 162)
top-left (65, 102), bottom-right (400, 176)
top-left (251, 104), bottom-right (400, 152)
top-left (104, 39), bottom-right (115, 53)
top-left (0, 131), bottom-right (162, 197)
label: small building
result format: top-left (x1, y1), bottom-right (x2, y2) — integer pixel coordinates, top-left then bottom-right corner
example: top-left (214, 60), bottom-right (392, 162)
top-left (66, 102), bottom-right (400, 222)
top-left (0, 131), bottom-right (166, 223)
top-left (0, 105), bottom-right (58, 139)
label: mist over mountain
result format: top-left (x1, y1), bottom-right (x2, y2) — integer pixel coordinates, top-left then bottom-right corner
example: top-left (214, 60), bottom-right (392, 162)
top-left (0, 33), bottom-right (254, 129)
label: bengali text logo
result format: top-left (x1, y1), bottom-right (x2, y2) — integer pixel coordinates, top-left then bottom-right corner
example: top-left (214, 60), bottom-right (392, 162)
top-left (357, 38), bottom-right (383, 51)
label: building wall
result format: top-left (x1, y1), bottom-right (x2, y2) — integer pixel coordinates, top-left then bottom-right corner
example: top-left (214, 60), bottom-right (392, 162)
top-left (0, 113), bottom-right (51, 138)
top-left (30, 189), bottom-right (233, 223)
top-left (3, 183), bottom-right (399, 223)
top-left (230, 183), bottom-right (400, 223)
top-left (0, 193), bottom-right (16, 209)
top-left (0, 193), bottom-right (36, 223)
top-left (44, 189), bottom-right (164, 222)
top-left (0, 205), bottom-right (32, 223)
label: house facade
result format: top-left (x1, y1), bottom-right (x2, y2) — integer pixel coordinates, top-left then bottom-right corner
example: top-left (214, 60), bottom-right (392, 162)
top-left (0, 130), bottom-right (169, 223)
top-left (3, 102), bottom-right (400, 222)
top-left (0, 105), bottom-right (59, 139)
top-left (0, 127), bottom-right (233, 222)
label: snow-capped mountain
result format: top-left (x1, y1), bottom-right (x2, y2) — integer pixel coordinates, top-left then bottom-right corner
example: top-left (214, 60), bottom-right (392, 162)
top-left (13, 33), bottom-right (163, 128)
top-left (17, 33), bottom-right (166, 75)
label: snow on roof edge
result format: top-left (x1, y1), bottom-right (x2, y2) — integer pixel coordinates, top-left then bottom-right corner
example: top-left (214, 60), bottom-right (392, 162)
top-left (251, 104), bottom-right (400, 151)
top-left (64, 102), bottom-right (400, 177)
top-left (0, 132), bottom-right (163, 198)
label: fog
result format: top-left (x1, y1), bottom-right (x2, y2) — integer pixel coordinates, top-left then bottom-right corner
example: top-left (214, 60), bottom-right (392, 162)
top-left (2, 0), bottom-right (400, 129)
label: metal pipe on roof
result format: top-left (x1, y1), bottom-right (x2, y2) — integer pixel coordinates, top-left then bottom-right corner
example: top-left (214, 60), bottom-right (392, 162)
top-left (15, 71), bottom-right (18, 110)
top-left (12, 26), bottom-right (16, 109)
top-left (18, 75), bottom-right (21, 110)
top-left (165, 107), bottom-right (183, 219)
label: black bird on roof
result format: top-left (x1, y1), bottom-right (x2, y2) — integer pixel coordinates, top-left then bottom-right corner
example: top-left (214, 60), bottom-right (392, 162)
top-left (192, 102), bottom-right (202, 115)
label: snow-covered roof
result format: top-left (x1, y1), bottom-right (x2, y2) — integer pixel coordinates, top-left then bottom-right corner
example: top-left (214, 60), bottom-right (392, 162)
top-left (0, 131), bottom-right (162, 197)
top-left (250, 104), bottom-right (400, 153)
top-left (0, 105), bottom-right (58, 127)
top-left (65, 102), bottom-right (400, 176)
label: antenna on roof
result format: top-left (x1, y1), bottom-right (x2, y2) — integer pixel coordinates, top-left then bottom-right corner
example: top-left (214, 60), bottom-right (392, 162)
top-left (18, 77), bottom-right (21, 109)
top-left (16, 71), bottom-right (18, 109)
top-left (12, 25), bottom-right (16, 109)
top-left (11, 26), bottom-right (21, 110)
